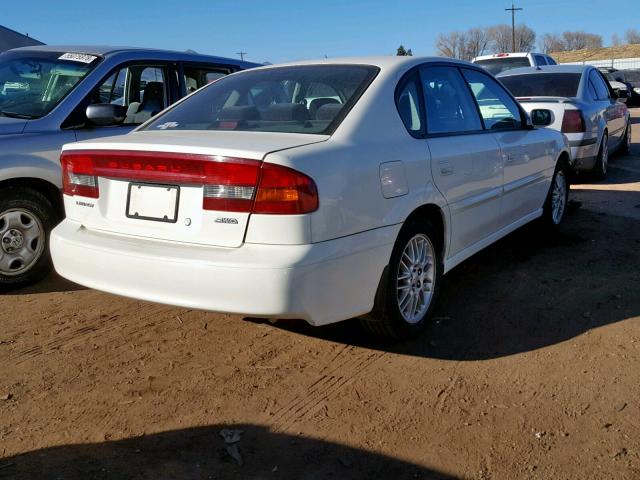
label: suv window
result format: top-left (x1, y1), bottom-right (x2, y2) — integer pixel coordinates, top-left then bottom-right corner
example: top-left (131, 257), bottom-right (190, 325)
top-left (396, 73), bottom-right (423, 136)
top-left (590, 70), bottom-right (610, 100)
top-left (535, 55), bottom-right (548, 66)
top-left (419, 66), bottom-right (482, 135)
top-left (183, 65), bottom-right (230, 94)
top-left (462, 68), bottom-right (522, 130)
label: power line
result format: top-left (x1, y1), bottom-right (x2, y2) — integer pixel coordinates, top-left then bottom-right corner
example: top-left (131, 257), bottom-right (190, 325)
top-left (236, 51), bottom-right (247, 61)
top-left (505, 3), bottom-right (523, 52)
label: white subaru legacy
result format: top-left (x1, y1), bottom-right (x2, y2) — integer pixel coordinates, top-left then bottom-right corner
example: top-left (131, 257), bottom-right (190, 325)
top-left (51, 57), bottom-right (570, 339)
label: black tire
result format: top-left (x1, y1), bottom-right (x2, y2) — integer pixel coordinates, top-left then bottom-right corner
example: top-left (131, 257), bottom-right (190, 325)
top-left (618, 121), bottom-right (631, 156)
top-left (593, 133), bottom-right (609, 180)
top-left (0, 186), bottom-right (59, 291)
top-left (541, 157), bottom-right (570, 229)
top-left (360, 218), bottom-right (443, 340)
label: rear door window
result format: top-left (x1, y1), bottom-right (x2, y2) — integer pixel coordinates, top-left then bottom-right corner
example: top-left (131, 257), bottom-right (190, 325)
top-left (396, 72), bottom-right (423, 136)
top-left (590, 70), bottom-right (610, 100)
top-left (419, 66), bottom-right (482, 135)
top-left (534, 55), bottom-right (548, 66)
top-left (183, 65), bottom-right (230, 94)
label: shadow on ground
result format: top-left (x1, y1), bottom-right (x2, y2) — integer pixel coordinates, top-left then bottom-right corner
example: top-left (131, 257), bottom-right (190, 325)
top-left (271, 203), bottom-right (640, 361)
top-left (0, 424), bottom-right (457, 480)
top-left (1, 272), bottom-right (85, 295)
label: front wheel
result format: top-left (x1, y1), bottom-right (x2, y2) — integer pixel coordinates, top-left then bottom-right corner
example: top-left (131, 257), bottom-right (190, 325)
top-left (360, 219), bottom-right (442, 340)
top-left (541, 160), bottom-right (569, 228)
top-left (0, 187), bottom-right (58, 290)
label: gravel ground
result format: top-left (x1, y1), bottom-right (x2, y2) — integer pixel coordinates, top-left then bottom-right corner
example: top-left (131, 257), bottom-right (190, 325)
top-left (1, 111), bottom-right (640, 480)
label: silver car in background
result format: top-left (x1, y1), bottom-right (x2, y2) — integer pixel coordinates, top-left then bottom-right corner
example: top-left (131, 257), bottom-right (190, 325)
top-left (0, 46), bottom-right (258, 288)
top-left (497, 65), bottom-right (631, 179)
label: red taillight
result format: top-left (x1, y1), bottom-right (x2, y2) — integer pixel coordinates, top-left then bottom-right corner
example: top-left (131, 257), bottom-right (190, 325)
top-left (254, 164), bottom-right (318, 214)
top-left (60, 150), bottom-right (318, 215)
top-left (561, 110), bottom-right (585, 133)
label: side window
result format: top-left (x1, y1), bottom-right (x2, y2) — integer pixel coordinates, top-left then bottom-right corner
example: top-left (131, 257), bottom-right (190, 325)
top-left (535, 55), bottom-right (548, 66)
top-left (546, 56), bottom-right (557, 65)
top-left (462, 68), bottom-right (522, 130)
top-left (588, 80), bottom-right (598, 100)
top-left (419, 66), bottom-right (482, 135)
top-left (183, 66), bottom-right (229, 94)
top-left (590, 70), bottom-right (610, 100)
top-left (395, 73), bottom-right (423, 136)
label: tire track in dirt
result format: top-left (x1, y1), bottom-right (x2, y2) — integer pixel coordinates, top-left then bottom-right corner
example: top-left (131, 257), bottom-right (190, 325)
top-left (269, 346), bottom-right (385, 432)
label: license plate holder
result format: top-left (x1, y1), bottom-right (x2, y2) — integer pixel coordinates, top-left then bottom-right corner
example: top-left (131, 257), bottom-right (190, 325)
top-left (126, 183), bottom-right (180, 223)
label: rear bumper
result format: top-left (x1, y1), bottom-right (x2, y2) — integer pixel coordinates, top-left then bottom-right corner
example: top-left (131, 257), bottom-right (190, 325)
top-left (50, 220), bottom-right (399, 326)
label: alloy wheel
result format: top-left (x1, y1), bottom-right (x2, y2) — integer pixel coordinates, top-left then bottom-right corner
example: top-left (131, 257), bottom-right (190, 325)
top-left (396, 233), bottom-right (436, 324)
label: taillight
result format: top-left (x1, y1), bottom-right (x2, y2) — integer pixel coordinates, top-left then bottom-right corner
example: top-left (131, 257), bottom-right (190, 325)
top-left (254, 163), bottom-right (318, 214)
top-left (60, 150), bottom-right (318, 215)
top-left (561, 110), bottom-right (585, 133)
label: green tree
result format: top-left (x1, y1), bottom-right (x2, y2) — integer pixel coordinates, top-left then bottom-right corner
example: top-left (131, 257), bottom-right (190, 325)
top-left (396, 45), bottom-right (413, 56)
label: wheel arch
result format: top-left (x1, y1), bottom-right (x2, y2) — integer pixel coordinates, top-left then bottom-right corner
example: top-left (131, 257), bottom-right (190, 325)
top-left (401, 203), bottom-right (447, 262)
top-left (0, 177), bottom-right (63, 218)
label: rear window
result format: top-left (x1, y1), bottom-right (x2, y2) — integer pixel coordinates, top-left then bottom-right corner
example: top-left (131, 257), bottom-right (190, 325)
top-left (499, 73), bottom-right (582, 98)
top-left (143, 65), bottom-right (378, 135)
top-left (474, 57), bottom-right (531, 75)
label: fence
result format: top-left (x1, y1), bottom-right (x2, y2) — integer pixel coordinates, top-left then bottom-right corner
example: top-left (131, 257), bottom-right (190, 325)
top-left (560, 57), bottom-right (640, 70)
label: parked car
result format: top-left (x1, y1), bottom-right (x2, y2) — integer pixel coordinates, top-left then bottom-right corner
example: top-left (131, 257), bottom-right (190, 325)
top-left (497, 65), bottom-right (631, 178)
top-left (0, 45), bottom-right (258, 288)
top-left (599, 68), bottom-right (640, 106)
top-left (51, 57), bottom-right (570, 340)
top-left (622, 69), bottom-right (640, 98)
top-left (472, 52), bottom-right (557, 75)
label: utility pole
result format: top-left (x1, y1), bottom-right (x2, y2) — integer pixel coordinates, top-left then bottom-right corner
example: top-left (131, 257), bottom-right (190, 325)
top-left (505, 3), bottom-right (523, 52)
top-left (236, 51), bottom-right (247, 61)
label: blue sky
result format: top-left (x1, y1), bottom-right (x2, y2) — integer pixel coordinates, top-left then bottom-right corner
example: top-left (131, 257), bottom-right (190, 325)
top-left (4, 0), bottom-right (626, 63)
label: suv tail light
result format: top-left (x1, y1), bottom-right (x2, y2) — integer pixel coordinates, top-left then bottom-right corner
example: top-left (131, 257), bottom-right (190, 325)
top-left (561, 110), bottom-right (585, 133)
top-left (60, 150), bottom-right (318, 214)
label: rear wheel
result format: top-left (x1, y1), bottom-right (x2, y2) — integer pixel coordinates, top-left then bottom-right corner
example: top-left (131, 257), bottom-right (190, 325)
top-left (360, 219), bottom-right (442, 340)
top-left (594, 134), bottom-right (609, 179)
top-left (0, 187), bottom-right (58, 290)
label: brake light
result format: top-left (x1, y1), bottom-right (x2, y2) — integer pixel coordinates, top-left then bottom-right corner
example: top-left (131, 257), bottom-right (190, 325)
top-left (494, 53), bottom-right (510, 57)
top-left (60, 150), bottom-right (318, 215)
top-left (561, 110), bottom-right (585, 133)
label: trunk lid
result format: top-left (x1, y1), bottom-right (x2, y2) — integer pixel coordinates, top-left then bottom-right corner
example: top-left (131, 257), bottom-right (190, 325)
top-left (516, 97), bottom-right (574, 133)
top-left (62, 130), bottom-right (328, 248)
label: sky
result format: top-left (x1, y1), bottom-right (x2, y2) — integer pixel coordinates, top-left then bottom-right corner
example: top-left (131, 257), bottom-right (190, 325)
top-left (2, 0), bottom-right (628, 64)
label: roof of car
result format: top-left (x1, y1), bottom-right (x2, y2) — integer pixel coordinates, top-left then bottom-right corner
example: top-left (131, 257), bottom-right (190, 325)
top-left (473, 52), bottom-right (533, 61)
top-left (252, 55), bottom-right (474, 71)
top-left (6, 44), bottom-right (261, 68)
top-left (496, 64), bottom-right (591, 77)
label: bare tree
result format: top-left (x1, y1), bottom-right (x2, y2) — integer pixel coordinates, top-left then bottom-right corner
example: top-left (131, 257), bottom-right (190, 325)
top-left (611, 33), bottom-right (622, 47)
top-left (626, 28), bottom-right (640, 44)
top-left (435, 31), bottom-right (465, 59)
top-left (562, 31), bottom-right (602, 50)
top-left (514, 24), bottom-right (536, 52)
top-left (488, 25), bottom-right (513, 53)
top-left (464, 27), bottom-right (491, 60)
top-left (541, 33), bottom-right (566, 53)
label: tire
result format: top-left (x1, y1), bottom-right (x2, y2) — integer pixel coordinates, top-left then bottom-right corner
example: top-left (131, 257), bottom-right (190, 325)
top-left (0, 186), bottom-right (59, 291)
top-left (619, 121), bottom-right (631, 156)
top-left (593, 133), bottom-right (609, 180)
top-left (541, 158), bottom-right (570, 229)
top-left (360, 218), bottom-right (443, 340)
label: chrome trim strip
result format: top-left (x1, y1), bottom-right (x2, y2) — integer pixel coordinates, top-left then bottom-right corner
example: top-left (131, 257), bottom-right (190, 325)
top-left (503, 171), bottom-right (546, 194)
top-left (450, 186), bottom-right (502, 214)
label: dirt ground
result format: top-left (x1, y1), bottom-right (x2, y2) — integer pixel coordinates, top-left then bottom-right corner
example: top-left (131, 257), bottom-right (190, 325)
top-left (2, 113), bottom-right (640, 480)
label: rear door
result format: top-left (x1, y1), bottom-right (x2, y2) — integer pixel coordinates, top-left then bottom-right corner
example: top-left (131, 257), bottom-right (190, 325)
top-left (590, 69), bottom-right (625, 147)
top-left (461, 68), bottom-right (554, 226)
top-left (419, 65), bottom-right (504, 258)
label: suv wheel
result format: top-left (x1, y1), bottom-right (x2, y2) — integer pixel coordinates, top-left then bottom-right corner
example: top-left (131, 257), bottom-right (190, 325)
top-left (0, 187), bottom-right (58, 290)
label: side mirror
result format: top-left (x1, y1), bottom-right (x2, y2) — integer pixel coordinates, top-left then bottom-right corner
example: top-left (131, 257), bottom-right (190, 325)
top-left (530, 109), bottom-right (554, 127)
top-left (86, 103), bottom-right (127, 126)
top-left (615, 89), bottom-right (630, 102)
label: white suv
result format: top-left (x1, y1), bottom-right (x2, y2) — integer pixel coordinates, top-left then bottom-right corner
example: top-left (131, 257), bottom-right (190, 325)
top-left (472, 52), bottom-right (557, 75)
top-left (51, 57), bottom-right (570, 340)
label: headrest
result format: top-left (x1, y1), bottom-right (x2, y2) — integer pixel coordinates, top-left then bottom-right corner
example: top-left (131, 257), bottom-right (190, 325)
top-left (143, 82), bottom-right (164, 101)
top-left (315, 103), bottom-right (343, 122)
top-left (218, 106), bottom-right (260, 121)
top-left (309, 97), bottom-right (340, 117)
top-left (263, 103), bottom-right (309, 122)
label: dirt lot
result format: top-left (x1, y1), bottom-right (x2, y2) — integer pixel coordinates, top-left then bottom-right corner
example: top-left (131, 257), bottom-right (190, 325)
top-left (2, 114), bottom-right (640, 480)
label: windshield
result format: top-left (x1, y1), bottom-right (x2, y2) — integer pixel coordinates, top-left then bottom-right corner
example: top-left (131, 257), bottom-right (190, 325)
top-left (0, 51), bottom-right (100, 119)
top-left (474, 57), bottom-right (531, 75)
top-left (499, 73), bottom-right (582, 98)
top-left (143, 65), bottom-right (378, 135)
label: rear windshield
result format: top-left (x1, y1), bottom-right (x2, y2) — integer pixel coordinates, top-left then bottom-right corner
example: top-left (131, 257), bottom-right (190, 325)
top-left (143, 65), bottom-right (378, 135)
top-left (474, 57), bottom-right (531, 75)
top-left (499, 73), bottom-right (582, 98)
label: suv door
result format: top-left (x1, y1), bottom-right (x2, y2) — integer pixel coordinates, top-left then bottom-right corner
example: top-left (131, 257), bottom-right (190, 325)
top-left (70, 62), bottom-right (178, 141)
top-left (461, 68), bottom-right (556, 227)
top-left (418, 65), bottom-right (504, 258)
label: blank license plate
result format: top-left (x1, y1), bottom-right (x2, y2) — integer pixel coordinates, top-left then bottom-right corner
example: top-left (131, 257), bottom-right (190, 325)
top-left (126, 183), bottom-right (179, 223)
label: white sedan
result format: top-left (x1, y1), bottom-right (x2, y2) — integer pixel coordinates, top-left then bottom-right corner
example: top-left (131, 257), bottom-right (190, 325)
top-left (51, 57), bottom-right (570, 339)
